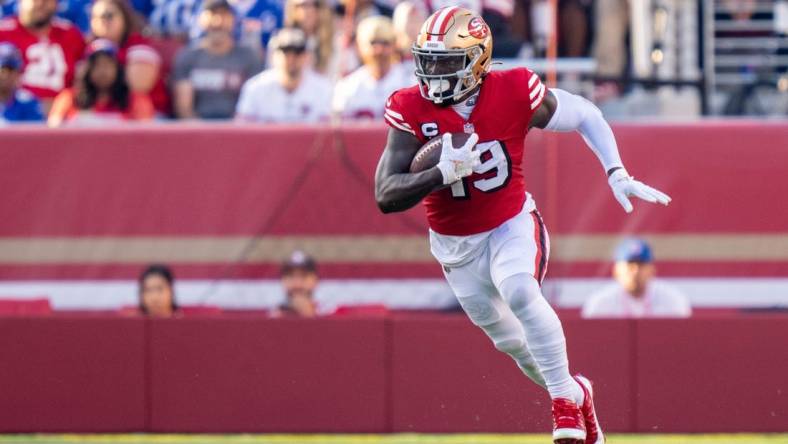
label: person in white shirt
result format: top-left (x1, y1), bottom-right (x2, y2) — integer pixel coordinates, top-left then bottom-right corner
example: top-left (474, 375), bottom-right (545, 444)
top-left (582, 238), bottom-right (691, 318)
top-left (235, 27), bottom-right (332, 123)
top-left (333, 15), bottom-right (415, 120)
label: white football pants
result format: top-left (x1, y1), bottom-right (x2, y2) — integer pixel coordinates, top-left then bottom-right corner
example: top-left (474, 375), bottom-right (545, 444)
top-left (439, 209), bottom-right (582, 403)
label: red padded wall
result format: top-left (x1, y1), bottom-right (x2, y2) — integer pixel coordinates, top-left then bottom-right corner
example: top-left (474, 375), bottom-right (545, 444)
top-left (147, 316), bottom-right (387, 432)
top-left (389, 314), bottom-right (548, 433)
top-left (3, 123), bottom-right (788, 280)
top-left (635, 317), bottom-right (788, 432)
top-left (0, 314), bottom-right (786, 433)
top-left (0, 317), bottom-right (146, 432)
top-left (388, 316), bottom-right (635, 433)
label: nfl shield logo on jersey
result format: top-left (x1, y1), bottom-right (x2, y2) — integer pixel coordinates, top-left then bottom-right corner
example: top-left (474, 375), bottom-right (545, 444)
top-left (463, 122), bottom-right (475, 134)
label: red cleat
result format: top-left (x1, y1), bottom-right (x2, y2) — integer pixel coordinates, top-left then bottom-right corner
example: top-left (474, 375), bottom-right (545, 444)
top-left (574, 374), bottom-right (606, 443)
top-left (551, 397), bottom-right (586, 444)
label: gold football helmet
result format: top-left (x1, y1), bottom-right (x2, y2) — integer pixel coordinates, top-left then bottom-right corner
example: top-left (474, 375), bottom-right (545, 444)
top-left (412, 7), bottom-right (493, 105)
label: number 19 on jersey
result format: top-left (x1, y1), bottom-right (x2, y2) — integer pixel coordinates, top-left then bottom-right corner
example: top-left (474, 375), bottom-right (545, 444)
top-left (451, 140), bottom-right (511, 198)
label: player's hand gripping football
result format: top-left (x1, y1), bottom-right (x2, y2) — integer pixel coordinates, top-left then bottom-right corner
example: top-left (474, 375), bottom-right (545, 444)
top-left (608, 168), bottom-right (672, 213)
top-left (435, 132), bottom-right (481, 185)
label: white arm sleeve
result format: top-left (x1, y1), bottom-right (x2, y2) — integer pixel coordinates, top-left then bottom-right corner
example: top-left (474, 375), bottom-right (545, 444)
top-left (544, 88), bottom-right (624, 173)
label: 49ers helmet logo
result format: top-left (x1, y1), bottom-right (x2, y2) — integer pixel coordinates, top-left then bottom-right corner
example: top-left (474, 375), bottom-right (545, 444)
top-left (467, 17), bottom-right (488, 39)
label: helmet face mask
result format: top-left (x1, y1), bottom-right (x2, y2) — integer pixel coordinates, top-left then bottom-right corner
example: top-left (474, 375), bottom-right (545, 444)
top-left (413, 45), bottom-right (483, 104)
top-left (412, 7), bottom-right (492, 105)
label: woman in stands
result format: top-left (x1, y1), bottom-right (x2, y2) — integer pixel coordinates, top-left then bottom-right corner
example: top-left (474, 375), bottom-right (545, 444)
top-left (89, 0), bottom-right (169, 115)
top-left (138, 264), bottom-right (179, 318)
top-left (284, 0), bottom-right (335, 76)
top-left (48, 39), bottom-right (154, 126)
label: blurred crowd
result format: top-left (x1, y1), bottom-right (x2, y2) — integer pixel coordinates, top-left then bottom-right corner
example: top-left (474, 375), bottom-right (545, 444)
top-left (0, 0), bottom-right (611, 125)
top-left (2, 0), bottom-right (785, 123)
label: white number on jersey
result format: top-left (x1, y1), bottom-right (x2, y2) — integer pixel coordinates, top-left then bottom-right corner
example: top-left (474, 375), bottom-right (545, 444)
top-left (23, 43), bottom-right (67, 91)
top-left (451, 140), bottom-right (510, 198)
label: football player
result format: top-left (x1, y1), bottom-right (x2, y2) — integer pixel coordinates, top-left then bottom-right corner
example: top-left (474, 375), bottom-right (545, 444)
top-left (374, 7), bottom-right (671, 444)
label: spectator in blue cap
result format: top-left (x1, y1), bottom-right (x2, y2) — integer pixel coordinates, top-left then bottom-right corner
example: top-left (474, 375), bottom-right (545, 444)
top-left (0, 42), bottom-right (43, 123)
top-left (582, 238), bottom-right (691, 318)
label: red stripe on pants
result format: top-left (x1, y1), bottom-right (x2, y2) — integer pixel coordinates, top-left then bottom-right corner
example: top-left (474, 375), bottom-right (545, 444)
top-left (532, 211), bottom-right (543, 283)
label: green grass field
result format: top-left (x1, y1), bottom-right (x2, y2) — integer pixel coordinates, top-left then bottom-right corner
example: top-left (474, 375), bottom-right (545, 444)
top-left (1, 435), bottom-right (788, 444)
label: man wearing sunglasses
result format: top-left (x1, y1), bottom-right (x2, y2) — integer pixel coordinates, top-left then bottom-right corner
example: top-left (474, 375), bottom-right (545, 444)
top-left (235, 26), bottom-right (331, 123)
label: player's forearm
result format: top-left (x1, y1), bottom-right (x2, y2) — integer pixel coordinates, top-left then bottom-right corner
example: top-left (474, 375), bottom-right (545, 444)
top-left (544, 88), bottom-right (624, 174)
top-left (375, 168), bottom-right (444, 213)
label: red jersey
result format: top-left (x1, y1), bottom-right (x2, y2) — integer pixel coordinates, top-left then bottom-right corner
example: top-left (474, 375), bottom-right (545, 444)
top-left (48, 88), bottom-right (154, 125)
top-left (0, 17), bottom-right (85, 99)
top-left (117, 34), bottom-right (170, 114)
top-left (384, 67), bottom-right (546, 236)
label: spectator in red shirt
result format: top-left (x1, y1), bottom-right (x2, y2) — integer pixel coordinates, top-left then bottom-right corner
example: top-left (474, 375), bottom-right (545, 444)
top-left (138, 264), bottom-right (178, 318)
top-left (0, 0), bottom-right (85, 113)
top-left (89, 0), bottom-right (169, 115)
top-left (48, 38), bottom-right (153, 125)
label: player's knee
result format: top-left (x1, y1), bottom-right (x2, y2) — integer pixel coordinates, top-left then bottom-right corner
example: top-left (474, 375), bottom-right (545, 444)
top-left (493, 337), bottom-right (525, 355)
top-left (499, 273), bottom-right (542, 314)
top-left (457, 294), bottom-right (502, 327)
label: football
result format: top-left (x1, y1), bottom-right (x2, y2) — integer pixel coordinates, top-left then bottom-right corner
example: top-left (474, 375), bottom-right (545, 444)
top-left (409, 132), bottom-right (475, 173)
